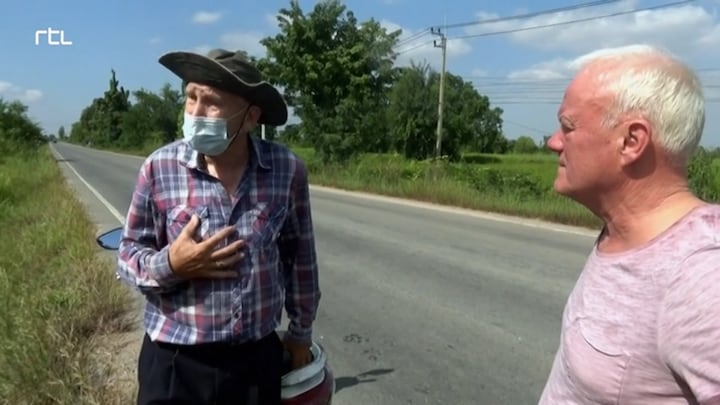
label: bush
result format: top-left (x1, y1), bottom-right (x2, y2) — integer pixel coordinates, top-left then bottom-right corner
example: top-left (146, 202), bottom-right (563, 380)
top-left (688, 150), bottom-right (720, 202)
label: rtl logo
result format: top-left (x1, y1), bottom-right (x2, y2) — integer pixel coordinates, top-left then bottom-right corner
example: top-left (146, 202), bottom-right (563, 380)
top-left (35, 28), bottom-right (73, 46)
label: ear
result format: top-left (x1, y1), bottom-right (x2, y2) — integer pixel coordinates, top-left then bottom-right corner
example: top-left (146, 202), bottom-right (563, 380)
top-left (247, 105), bottom-right (262, 126)
top-left (619, 119), bottom-right (651, 166)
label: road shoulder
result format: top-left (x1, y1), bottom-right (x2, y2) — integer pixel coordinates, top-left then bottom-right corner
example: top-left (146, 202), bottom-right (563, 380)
top-left (50, 144), bottom-right (144, 403)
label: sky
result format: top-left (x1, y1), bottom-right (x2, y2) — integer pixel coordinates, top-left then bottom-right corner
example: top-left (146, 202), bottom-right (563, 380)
top-left (1, 0), bottom-right (719, 147)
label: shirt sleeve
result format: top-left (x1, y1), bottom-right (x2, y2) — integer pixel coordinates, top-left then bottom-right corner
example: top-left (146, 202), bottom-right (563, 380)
top-left (116, 158), bottom-right (186, 294)
top-left (658, 245), bottom-right (720, 405)
top-left (279, 158), bottom-right (321, 343)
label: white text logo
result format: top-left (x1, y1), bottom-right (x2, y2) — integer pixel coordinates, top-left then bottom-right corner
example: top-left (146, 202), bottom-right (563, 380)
top-left (35, 28), bottom-right (73, 46)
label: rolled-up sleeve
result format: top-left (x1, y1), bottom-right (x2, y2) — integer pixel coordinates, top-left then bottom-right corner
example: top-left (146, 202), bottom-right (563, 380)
top-left (281, 159), bottom-right (321, 343)
top-left (117, 159), bottom-right (185, 294)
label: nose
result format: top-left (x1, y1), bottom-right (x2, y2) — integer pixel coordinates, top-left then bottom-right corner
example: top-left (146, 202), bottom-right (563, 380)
top-left (546, 130), bottom-right (563, 153)
top-left (187, 104), bottom-right (204, 116)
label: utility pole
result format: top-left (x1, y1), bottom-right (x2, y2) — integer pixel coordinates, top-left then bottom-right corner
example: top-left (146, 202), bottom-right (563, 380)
top-left (431, 26), bottom-right (447, 160)
top-left (261, 124), bottom-right (266, 140)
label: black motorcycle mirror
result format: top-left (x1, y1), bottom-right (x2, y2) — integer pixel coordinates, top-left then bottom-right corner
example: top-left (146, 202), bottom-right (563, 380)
top-left (96, 227), bottom-right (123, 251)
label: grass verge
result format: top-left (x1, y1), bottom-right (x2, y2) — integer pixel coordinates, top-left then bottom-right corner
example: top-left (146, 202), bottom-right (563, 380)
top-left (0, 146), bottom-right (134, 404)
top-left (295, 148), bottom-right (606, 229)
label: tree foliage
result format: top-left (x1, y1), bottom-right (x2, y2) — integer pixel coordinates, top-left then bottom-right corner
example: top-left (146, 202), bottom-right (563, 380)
top-left (69, 70), bottom-right (182, 151)
top-left (254, 0), bottom-right (507, 162)
top-left (65, 0), bottom-right (522, 163)
top-left (0, 98), bottom-right (45, 158)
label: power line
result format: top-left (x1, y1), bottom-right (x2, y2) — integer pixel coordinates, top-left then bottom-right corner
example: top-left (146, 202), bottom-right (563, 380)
top-left (391, 0), bottom-right (699, 58)
top-left (392, 0), bottom-right (629, 53)
top-left (394, 28), bottom-right (431, 48)
top-left (464, 67), bottom-right (720, 81)
top-left (394, 40), bottom-right (434, 56)
top-left (441, 0), bottom-right (627, 30)
top-left (449, 0), bottom-right (696, 41)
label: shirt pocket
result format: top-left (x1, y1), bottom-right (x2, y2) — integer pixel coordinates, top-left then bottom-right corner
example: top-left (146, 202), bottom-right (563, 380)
top-left (252, 202), bottom-right (288, 248)
top-left (166, 204), bottom-right (211, 243)
top-left (561, 315), bottom-right (631, 404)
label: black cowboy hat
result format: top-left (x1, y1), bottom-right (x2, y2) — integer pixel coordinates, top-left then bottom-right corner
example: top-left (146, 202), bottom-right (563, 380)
top-left (158, 48), bottom-right (288, 126)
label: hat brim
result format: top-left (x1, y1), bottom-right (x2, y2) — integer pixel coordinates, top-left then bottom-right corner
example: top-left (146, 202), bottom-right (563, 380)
top-left (158, 51), bottom-right (288, 126)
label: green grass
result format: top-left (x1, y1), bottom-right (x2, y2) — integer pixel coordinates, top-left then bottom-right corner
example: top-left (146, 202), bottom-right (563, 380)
top-left (0, 146), bottom-right (133, 404)
top-left (292, 148), bottom-right (605, 228)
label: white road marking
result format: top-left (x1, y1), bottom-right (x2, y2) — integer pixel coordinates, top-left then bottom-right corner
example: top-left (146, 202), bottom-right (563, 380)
top-left (51, 145), bottom-right (126, 224)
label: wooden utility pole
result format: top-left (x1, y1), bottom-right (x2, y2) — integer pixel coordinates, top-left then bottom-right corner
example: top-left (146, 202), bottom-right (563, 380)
top-left (431, 26), bottom-right (447, 160)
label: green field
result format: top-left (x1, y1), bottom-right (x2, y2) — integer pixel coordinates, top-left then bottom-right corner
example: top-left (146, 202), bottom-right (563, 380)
top-left (291, 147), bottom-right (605, 228)
top-left (0, 146), bottom-right (133, 404)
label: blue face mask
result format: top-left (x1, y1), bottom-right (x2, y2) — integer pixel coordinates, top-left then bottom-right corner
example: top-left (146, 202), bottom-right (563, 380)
top-left (182, 109), bottom-right (247, 156)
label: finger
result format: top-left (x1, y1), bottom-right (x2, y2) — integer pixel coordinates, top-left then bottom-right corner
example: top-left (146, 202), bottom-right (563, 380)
top-left (180, 215), bottom-right (200, 240)
top-left (209, 241), bottom-right (246, 260)
top-left (213, 252), bottom-right (245, 268)
top-left (200, 226), bottom-right (237, 249)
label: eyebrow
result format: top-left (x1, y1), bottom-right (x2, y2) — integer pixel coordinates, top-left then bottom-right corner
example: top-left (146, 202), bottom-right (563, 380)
top-left (186, 87), bottom-right (222, 101)
top-left (558, 114), bottom-right (576, 129)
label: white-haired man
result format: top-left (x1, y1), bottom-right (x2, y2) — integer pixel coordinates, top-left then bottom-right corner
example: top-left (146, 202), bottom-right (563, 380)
top-left (539, 44), bottom-right (720, 404)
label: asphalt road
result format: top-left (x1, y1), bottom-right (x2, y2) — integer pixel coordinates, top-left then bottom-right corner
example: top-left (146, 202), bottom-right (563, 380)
top-left (51, 142), bottom-right (598, 405)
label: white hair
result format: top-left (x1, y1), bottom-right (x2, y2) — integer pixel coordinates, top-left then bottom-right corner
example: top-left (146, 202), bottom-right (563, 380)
top-left (575, 44), bottom-right (705, 164)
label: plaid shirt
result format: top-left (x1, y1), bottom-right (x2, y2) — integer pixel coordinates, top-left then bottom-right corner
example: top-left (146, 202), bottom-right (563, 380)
top-left (117, 136), bottom-right (321, 345)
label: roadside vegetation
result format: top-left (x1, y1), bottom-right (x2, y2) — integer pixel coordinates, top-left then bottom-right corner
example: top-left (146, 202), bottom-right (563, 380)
top-left (0, 98), bottom-right (133, 404)
top-left (58, 0), bottom-right (720, 228)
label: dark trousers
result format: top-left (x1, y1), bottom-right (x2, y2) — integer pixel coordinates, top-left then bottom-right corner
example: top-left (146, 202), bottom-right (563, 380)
top-left (136, 331), bottom-right (284, 405)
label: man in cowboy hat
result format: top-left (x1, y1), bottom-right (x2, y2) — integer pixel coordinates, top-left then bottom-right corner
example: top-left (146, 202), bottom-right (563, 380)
top-left (116, 48), bottom-right (322, 405)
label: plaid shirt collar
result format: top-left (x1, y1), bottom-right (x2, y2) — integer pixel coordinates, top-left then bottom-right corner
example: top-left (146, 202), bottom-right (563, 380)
top-left (176, 134), bottom-right (272, 172)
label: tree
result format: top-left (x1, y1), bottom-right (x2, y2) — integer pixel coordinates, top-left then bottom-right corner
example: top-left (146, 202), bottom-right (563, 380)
top-left (69, 69), bottom-right (131, 146)
top-left (68, 69), bottom-right (183, 152)
top-left (387, 62), bottom-right (436, 160)
top-left (258, 0), bottom-right (401, 161)
top-left (120, 84), bottom-right (183, 149)
top-left (513, 136), bottom-right (539, 154)
top-left (387, 62), bottom-right (505, 161)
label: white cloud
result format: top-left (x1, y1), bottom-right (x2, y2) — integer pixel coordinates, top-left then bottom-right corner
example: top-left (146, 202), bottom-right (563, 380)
top-left (470, 68), bottom-right (489, 77)
top-left (0, 82), bottom-right (43, 104)
top-left (494, 48), bottom-right (720, 111)
top-left (188, 31), bottom-right (267, 60)
top-left (506, 58), bottom-right (574, 81)
top-left (148, 37), bottom-right (162, 45)
top-left (465, 1), bottom-right (720, 60)
top-left (189, 45), bottom-right (213, 55)
top-left (218, 31), bottom-right (267, 58)
top-left (192, 11), bottom-right (223, 24)
top-left (473, 2), bottom-right (720, 109)
top-left (380, 19), bottom-right (472, 69)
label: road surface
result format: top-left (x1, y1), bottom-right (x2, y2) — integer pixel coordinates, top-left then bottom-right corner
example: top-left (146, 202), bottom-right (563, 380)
top-left (51, 142), bottom-right (598, 405)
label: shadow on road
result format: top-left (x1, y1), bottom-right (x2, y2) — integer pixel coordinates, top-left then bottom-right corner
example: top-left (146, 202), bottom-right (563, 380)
top-left (335, 368), bottom-right (395, 393)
